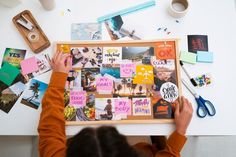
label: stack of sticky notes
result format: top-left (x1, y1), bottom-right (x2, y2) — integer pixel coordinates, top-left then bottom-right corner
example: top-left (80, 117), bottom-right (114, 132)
top-left (180, 51), bottom-right (197, 64)
top-left (197, 51), bottom-right (213, 63)
top-left (180, 51), bottom-right (214, 64)
top-left (20, 56), bottom-right (39, 75)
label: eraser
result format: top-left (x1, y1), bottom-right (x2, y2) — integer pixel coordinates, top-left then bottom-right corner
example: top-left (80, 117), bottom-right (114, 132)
top-left (197, 51), bottom-right (213, 63)
top-left (180, 51), bottom-right (197, 64)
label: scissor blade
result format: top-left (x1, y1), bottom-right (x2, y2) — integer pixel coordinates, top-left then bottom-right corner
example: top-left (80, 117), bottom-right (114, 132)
top-left (181, 79), bottom-right (198, 97)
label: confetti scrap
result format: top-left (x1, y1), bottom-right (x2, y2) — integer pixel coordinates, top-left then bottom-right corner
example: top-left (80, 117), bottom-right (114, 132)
top-left (175, 20), bottom-right (180, 23)
top-left (164, 28), bottom-right (167, 32)
top-left (67, 9), bottom-right (71, 12)
top-left (167, 32), bottom-right (171, 35)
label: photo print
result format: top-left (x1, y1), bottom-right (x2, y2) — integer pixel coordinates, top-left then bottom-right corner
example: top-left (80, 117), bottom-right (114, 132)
top-left (66, 69), bottom-right (81, 90)
top-left (95, 98), bottom-right (115, 120)
top-left (81, 68), bottom-right (100, 92)
top-left (1, 48), bottom-right (26, 69)
top-left (76, 93), bottom-right (95, 121)
top-left (71, 47), bottom-right (102, 68)
top-left (100, 64), bottom-right (120, 78)
top-left (21, 79), bottom-right (48, 109)
top-left (188, 35), bottom-right (208, 53)
top-left (0, 82), bottom-right (26, 113)
top-left (122, 47), bottom-right (154, 64)
top-left (153, 98), bottom-right (173, 119)
top-left (113, 78), bottom-right (147, 98)
top-left (71, 23), bottom-right (102, 40)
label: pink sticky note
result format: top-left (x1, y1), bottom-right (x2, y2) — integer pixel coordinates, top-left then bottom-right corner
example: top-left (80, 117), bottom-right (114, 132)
top-left (115, 98), bottom-right (131, 115)
top-left (70, 91), bottom-right (86, 107)
top-left (20, 57), bottom-right (39, 75)
top-left (96, 77), bottom-right (113, 92)
top-left (120, 63), bottom-right (135, 77)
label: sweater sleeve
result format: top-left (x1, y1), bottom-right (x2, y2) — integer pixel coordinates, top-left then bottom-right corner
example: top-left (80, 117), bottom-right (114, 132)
top-left (155, 131), bottom-right (187, 157)
top-left (38, 72), bottom-right (68, 157)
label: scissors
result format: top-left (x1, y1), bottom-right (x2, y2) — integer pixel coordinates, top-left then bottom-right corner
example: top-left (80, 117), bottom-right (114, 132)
top-left (181, 79), bottom-right (216, 118)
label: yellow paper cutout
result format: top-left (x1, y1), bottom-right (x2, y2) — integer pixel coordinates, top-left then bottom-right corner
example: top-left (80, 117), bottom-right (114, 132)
top-left (133, 65), bottom-right (154, 84)
top-left (59, 45), bottom-right (70, 53)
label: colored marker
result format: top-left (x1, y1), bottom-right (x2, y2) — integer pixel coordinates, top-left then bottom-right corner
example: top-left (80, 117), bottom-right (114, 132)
top-left (180, 61), bottom-right (197, 87)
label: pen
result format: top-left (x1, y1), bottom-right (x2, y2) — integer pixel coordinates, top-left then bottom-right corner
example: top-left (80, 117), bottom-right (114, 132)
top-left (180, 61), bottom-right (197, 86)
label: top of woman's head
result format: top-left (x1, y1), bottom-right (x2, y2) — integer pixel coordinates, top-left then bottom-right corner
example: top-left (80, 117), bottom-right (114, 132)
top-left (66, 126), bottom-right (138, 157)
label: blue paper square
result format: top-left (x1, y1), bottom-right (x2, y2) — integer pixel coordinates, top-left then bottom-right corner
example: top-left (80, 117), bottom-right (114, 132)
top-left (197, 51), bottom-right (213, 63)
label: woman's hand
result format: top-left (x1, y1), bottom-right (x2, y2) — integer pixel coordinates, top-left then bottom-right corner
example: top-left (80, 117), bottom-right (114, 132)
top-left (174, 96), bottom-right (193, 135)
top-left (51, 52), bottom-right (72, 74)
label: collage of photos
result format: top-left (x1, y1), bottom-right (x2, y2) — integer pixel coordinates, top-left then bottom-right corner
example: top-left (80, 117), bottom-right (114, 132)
top-left (63, 42), bottom-right (178, 121)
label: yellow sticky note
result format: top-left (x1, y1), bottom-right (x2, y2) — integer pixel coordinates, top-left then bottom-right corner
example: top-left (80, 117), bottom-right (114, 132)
top-left (133, 65), bottom-right (154, 84)
top-left (60, 45), bottom-right (70, 53)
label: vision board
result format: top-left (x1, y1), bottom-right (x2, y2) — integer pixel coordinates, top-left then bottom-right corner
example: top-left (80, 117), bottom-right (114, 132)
top-left (55, 39), bottom-right (182, 125)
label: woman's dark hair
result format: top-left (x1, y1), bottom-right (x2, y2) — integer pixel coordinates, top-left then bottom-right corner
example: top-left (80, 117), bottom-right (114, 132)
top-left (66, 126), bottom-right (138, 157)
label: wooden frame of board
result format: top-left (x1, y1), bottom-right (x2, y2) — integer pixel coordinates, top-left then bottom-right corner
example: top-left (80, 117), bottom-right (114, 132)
top-left (55, 39), bottom-right (182, 126)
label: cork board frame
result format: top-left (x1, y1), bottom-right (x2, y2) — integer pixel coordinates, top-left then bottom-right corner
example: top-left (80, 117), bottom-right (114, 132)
top-left (55, 39), bottom-right (182, 125)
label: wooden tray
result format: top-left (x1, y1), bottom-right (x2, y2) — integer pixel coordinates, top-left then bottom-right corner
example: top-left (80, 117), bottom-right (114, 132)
top-left (12, 10), bottom-right (50, 53)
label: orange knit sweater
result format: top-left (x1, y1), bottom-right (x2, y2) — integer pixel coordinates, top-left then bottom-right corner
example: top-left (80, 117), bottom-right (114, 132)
top-left (38, 72), bottom-right (187, 157)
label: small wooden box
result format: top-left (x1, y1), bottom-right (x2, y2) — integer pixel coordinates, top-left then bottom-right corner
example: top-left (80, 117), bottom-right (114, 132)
top-left (12, 10), bottom-right (50, 53)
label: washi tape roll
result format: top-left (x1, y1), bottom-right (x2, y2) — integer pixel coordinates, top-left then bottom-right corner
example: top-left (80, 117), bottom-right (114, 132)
top-left (27, 31), bottom-right (39, 42)
top-left (168, 0), bottom-right (189, 18)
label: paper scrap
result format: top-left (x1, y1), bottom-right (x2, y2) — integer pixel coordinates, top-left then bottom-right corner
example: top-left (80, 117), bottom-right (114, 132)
top-left (96, 76), bottom-right (113, 93)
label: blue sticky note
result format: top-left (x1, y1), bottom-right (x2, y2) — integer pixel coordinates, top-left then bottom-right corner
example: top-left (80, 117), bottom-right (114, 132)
top-left (197, 51), bottom-right (213, 63)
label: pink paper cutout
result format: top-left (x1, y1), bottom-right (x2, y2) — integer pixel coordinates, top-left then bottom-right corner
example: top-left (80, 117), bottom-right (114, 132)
top-left (96, 76), bottom-right (113, 92)
top-left (20, 57), bottom-right (39, 75)
top-left (120, 63), bottom-right (135, 77)
top-left (114, 98), bottom-right (131, 115)
top-left (70, 91), bottom-right (86, 107)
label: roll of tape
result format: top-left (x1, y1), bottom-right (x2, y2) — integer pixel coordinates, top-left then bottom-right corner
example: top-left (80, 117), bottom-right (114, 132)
top-left (27, 31), bottom-right (39, 42)
top-left (168, 0), bottom-right (189, 18)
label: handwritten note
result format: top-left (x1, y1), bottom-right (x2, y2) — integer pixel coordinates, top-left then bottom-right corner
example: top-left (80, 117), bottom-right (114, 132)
top-left (114, 98), bottom-right (131, 115)
top-left (20, 57), bottom-right (39, 75)
top-left (70, 91), bottom-right (86, 107)
top-left (96, 76), bottom-right (113, 93)
top-left (120, 63), bottom-right (135, 77)
top-left (132, 98), bottom-right (151, 116)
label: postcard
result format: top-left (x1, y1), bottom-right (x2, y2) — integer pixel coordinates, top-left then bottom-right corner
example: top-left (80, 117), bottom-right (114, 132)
top-left (20, 79), bottom-right (48, 109)
top-left (100, 64), bottom-right (120, 78)
top-left (95, 98), bottom-right (115, 120)
top-left (81, 68), bottom-right (100, 92)
top-left (122, 47), bottom-right (154, 64)
top-left (0, 62), bottom-right (20, 86)
top-left (66, 69), bottom-right (81, 90)
top-left (24, 54), bottom-right (51, 79)
top-left (76, 93), bottom-right (95, 121)
top-left (0, 82), bottom-right (26, 113)
top-left (104, 15), bottom-right (125, 40)
top-left (188, 35), bottom-right (208, 53)
top-left (71, 23), bottom-right (102, 40)
top-left (132, 98), bottom-right (151, 116)
top-left (102, 47), bottom-right (122, 64)
top-left (71, 47), bottom-right (103, 68)
top-left (1, 48), bottom-right (26, 69)
top-left (113, 78), bottom-right (147, 98)
top-left (133, 65), bottom-right (154, 84)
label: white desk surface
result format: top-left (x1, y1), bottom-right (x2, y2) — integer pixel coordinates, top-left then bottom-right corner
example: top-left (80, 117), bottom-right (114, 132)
top-left (0, 0), bottom-right (236, 136)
